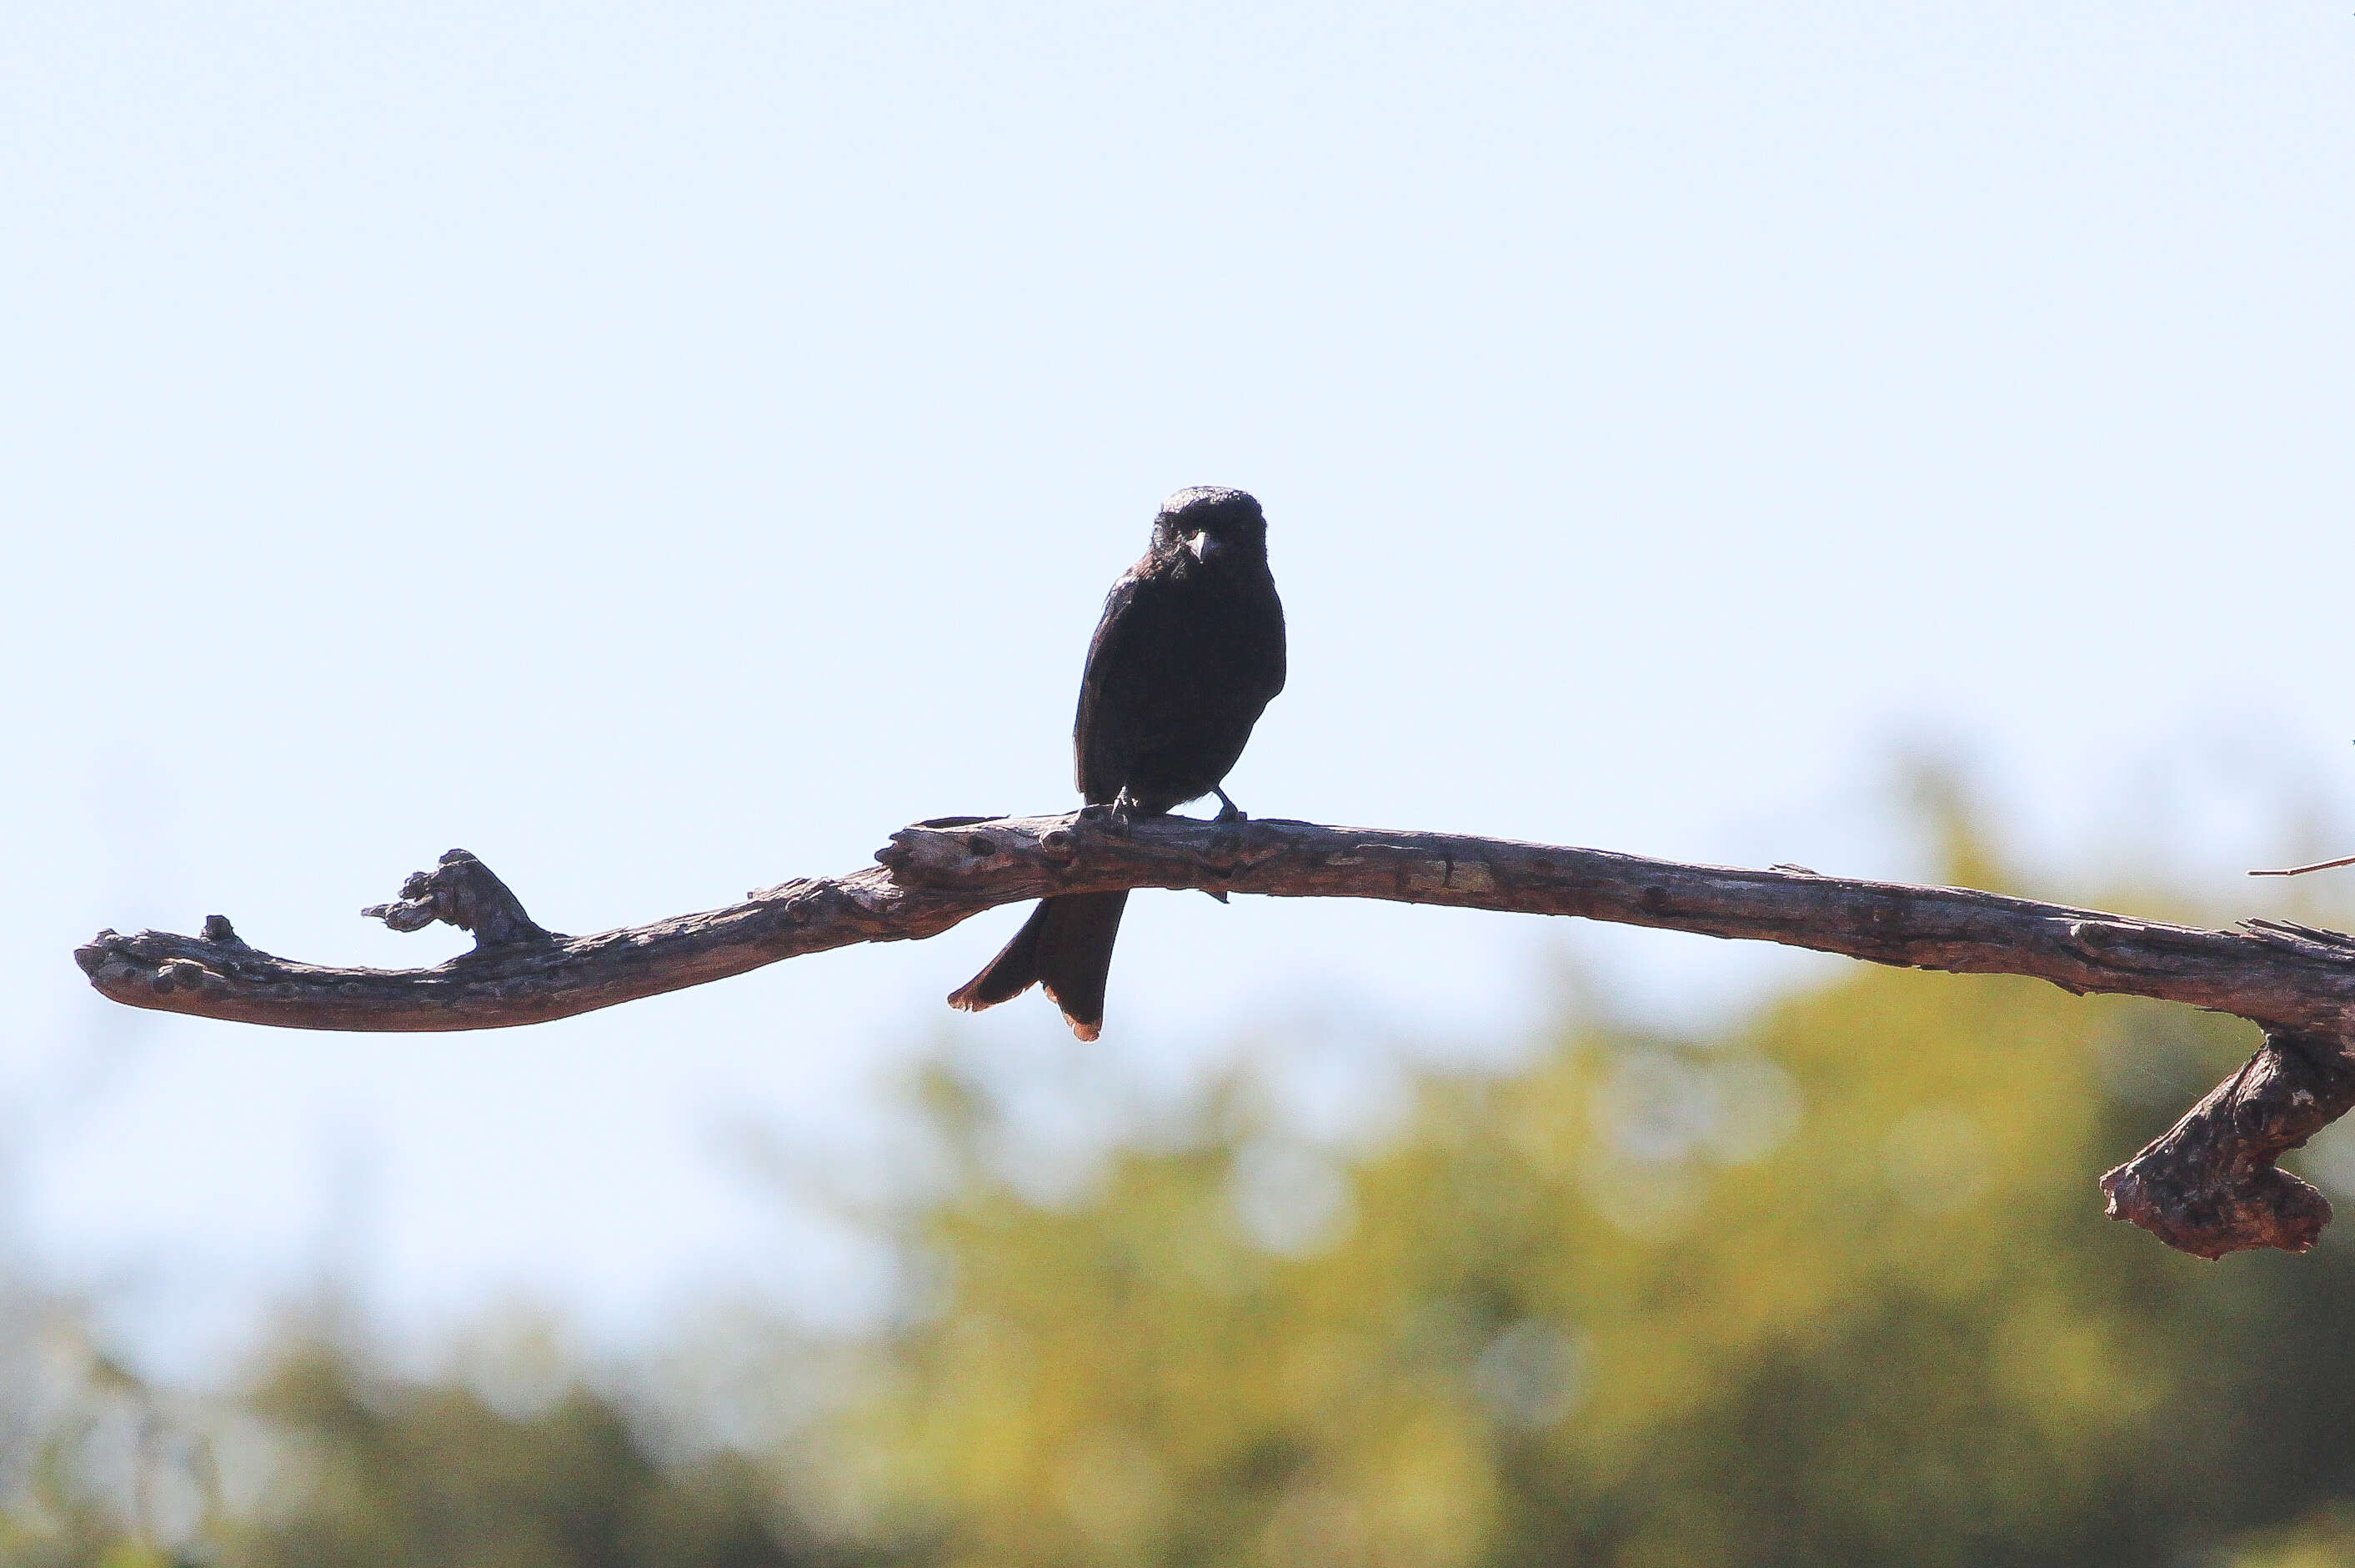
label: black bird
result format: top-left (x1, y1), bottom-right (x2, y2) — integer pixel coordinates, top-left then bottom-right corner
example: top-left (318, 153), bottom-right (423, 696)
top-left (948, 486), bottom-right (1287, 1039)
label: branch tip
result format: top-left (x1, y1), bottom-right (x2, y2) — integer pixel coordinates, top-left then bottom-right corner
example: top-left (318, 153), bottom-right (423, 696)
top-left (2248, 853), bottom-right (2355, 877)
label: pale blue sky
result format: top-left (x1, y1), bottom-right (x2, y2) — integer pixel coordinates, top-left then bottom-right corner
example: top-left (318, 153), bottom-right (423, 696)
top-left (4, 2), bottom-right (2352, 1375)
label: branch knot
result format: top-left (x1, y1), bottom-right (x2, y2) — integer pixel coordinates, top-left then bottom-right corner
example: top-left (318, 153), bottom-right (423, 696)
top-left (2101, 1031), bottom-right (2355, 1258)
top-left (362, 849), bottom-right (554, 951)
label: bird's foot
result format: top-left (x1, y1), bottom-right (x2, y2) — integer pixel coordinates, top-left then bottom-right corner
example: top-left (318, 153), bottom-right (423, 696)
top-left (1078, 791), bottom-right (1142, 837)
top-left (1201, 790), bottom-right (1245, 902)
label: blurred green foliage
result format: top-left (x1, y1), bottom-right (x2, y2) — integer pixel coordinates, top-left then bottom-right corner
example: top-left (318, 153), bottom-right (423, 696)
top-left (14, 809), bottom-right (2355, 1565)
top-left (0, 1333), bottom-right (847, 1568)
top-left (220, 1345), bottom-right (825, 1568)
top-left (828, 974), bottom-right (2347, 1567)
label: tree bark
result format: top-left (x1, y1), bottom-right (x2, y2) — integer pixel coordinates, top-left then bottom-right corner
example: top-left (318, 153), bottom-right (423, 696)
top-left (73, 810), bottom-right (2355, 1260)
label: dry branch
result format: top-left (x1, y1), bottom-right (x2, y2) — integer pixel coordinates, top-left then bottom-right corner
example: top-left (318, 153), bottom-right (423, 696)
top-left (74, 810), bottom-right (2355, 1260)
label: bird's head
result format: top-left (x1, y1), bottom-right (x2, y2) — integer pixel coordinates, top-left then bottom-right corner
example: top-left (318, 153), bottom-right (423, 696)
top-left (1152, 486), bottom-right (1266, 568)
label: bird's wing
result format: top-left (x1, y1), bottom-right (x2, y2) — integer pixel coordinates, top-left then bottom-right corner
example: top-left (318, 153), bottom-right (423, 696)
top-left (1254, 584), bottom-right (1287, 705)
top-left (1071, 561), bottom-right (1185, 804)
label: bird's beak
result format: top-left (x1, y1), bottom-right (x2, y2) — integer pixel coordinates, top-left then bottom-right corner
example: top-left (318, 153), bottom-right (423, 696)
top-left (1187, 530), bottom-right (1226, 563)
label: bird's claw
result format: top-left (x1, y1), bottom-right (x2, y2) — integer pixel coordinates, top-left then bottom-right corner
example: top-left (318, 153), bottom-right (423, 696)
top-left (1079, 793), bottom-right (1140, 837)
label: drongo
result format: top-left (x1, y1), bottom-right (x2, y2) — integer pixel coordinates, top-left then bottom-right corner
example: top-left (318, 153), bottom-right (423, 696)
top-left (948, 486), bottom-right (1287, 1039)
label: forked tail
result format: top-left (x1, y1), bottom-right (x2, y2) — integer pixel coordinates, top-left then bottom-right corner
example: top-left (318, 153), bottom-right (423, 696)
top-left (945, 891), bottom-right (1129, 1041)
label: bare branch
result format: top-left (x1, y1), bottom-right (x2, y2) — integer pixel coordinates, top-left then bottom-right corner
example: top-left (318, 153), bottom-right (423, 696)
top-left (74, 810), bottom-right (2355, 1258)
top-left (2249, 853), bottom-right (2355, 878)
